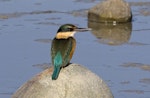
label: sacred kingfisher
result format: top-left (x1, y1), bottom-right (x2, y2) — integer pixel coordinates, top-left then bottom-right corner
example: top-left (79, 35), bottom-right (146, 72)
top-left (51, 24), bottom-right (90, 80)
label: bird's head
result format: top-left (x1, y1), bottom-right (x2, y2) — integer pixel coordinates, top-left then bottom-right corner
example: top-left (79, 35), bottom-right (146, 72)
top-left (55, 24), bottom-right (91, 39)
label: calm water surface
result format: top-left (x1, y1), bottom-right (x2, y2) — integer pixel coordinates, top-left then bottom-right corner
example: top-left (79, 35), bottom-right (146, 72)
top-left (0, 0), bottom-right (150, 98)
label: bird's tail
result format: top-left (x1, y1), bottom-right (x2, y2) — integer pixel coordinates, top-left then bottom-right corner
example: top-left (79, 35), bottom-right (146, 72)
top-left (52, 66), bottom-right (61, 80)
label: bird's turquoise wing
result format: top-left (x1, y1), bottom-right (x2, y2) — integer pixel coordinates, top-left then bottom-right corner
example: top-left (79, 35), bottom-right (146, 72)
top-left (51, 37), bottom-right (76, 66)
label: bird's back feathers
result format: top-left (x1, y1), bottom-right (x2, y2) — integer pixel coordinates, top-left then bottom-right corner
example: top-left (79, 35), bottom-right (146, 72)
top-left (51, 37), bottom-right (76, 80)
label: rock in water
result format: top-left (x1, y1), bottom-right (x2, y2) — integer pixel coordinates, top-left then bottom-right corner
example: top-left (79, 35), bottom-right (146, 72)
top-left (88, 0), bottom-right (132, 23)
top-left (12, 64), bottom-right (113, 98)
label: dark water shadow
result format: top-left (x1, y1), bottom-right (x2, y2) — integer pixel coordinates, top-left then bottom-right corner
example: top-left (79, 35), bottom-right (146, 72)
top-left (0, 9), bottom-right (88, 20)
top-left (0, 10), bottom-right (56, 19)
top-left (32, 63), bottom-right (51, 70)
top-left (0, 92), bottom-right (12, 95)
top-left (34, 39), bottom-right (52, 44)
top-left (119, 89), bottom-right (150, 94)
top-left (121, 62), bottom-right (150, 72)
top-left (139, 78), bottom-right (150, 85)
top-left (88, 21), bottom-right (132, 45)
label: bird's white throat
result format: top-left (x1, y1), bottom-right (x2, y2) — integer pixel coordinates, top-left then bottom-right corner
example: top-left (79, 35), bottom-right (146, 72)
top-left (56, 31), bottom-right (76, 39)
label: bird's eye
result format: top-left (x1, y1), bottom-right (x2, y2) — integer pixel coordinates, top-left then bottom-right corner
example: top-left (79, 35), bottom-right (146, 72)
top-left (67, 28), bottom-right (73, 31)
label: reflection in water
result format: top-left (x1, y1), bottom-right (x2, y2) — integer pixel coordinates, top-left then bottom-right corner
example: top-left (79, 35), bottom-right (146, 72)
top-left (32, 63), bottom-right (50, 70)
top-left (139, 78), bottom-right (150, 85)
top-left (119, 89), bottom-right (146, 94)
top-left (34, 39), bottom-right (52, 44)
top-left (88, 21), bottom-right (132, 45)
top-left (121, 62), bottom-right (150, 72)
top-left (0, 10), bottom-right (56, 19)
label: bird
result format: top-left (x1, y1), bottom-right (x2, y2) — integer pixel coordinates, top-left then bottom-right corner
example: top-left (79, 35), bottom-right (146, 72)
top-left (51, 24), bottom-right (90, 80)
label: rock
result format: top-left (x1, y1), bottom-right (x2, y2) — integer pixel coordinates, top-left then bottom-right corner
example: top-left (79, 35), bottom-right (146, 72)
top-left (12, 64), bottom-right (113, 98)
top-left (88, 0), bottom-right (132, 23)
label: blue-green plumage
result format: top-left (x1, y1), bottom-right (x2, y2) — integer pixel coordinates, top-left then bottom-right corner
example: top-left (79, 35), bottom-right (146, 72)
top-left (52, 52), bottom-right (62, 80)
top-left (51, 24), bottom-right (90, 80)
top-left (51, 37), bottom-right (76, 80)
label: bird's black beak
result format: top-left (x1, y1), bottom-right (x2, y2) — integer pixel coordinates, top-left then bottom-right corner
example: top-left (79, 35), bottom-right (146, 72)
top-left (75, 27), bottom-right (92, 32)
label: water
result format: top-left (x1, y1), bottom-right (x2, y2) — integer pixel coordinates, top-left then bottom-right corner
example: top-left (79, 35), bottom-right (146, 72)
top-left (0, 0), bottom-right (150, 98)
